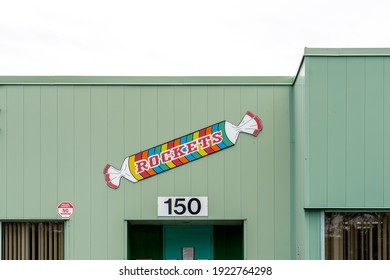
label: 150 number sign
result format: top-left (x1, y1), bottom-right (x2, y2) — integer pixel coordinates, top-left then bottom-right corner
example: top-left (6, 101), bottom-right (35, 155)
top-left (158, 197), bottom-right (208, 216)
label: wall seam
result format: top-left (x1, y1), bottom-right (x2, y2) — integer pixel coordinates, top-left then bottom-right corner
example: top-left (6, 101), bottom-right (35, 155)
top-left (139, 87), bottom-right (142, 219)
top-left (72, 86), bottom-right (75, 259)
top-left (89, 86), bottom-right (92, 259)
top-left (363, 58), bottom-right (366, 207)
top-left (106, 85), bottom-right (109, 259)
top-left (305, 59), bottom-right (310, 209)
top-left (239, 86), bottom-right (245, 258)
top-left (206, 86), bottom-right (209, 202)
top-left (56, 86), bottom-right (59, 215)
top-left (326, 58), bottom-right (329, 207)
top-left (22, 86), bottom-right (25, 218)
top-left (344, 59), bottom-right (348, 208)
top-left (383, 59), bottom-right (385, 207)
top-left (223, 87), bottom-right (226, 219)
top-left (190, 86), bottom-right (193, 198)
top-left (122, 86), bottom-right (126, 259)
top-left (239, 86), bottom-right (242, 220)
top-left (39, 86), bottom-right (42, 219)
top-left (5, 87), bottom-right (7, 218)
top-left (273, 86), bottom-right (276, 259)
top-left (173, 86), bottom-right (176, 197)
top-left (256, 86), bottom-right (259, 258)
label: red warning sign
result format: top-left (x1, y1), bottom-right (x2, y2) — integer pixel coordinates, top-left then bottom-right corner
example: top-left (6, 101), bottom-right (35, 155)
top-left (57, 201), bottom-right (74, 219)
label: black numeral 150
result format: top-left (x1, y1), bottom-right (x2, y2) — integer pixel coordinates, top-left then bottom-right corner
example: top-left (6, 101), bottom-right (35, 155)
top-left (164, 198), bottom-right (201, 215)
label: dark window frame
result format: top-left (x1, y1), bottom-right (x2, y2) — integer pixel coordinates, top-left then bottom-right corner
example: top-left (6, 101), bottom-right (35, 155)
top-left (325, 212), bottom-right (390, 260)
top-left (1, 221), bottom-right (65, 260)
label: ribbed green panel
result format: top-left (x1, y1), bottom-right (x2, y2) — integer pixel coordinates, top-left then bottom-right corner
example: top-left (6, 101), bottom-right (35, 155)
top-left (257, 86), bottom-right (274, 259)
top-left (140, 87), bottom-right (158, 219)
top-left (23, 86), bottom-right (41, 218)
top-left (57, 86), bottom-right (75, 259)
top-left (189, 86), bottom-right (208, 210)
top-left (384, 60), bottom-right (390, 205)
top-left (346, 58), bottom-right (365, 206)
top-left (240, 87), bottom-right (259, 259)
top-left (6, 86), bottom-right (24, 218)
top-left (306, 211), bottom-right (322, 260)
top-left (308, 58), bottom-right (328, 207)
top-left (156, 86), bottom-right (175, 200)
top-left (40, 86), bottom-right (58, 218)
top-left (0, 83), bottom-right (291, 260)
top-left (273, 86), bottom-right (291, 259)
top-left (307, 57), bottom-right (390, 208)
top-left (174, 86), bottom-right (192, 198)
top-left (0, 86), bottom-right (6, 217)
top-left (365, 58), bottom-right (384, 207)
top-left (124, 86), bottom-right (142, 220)
top-left (57, 86), bottom-right (75, 203)
top-left (207, 86), bottom-right (225, 221)
top-left (107, 86), bottom-right (125, 259)
top-left (327, 58), bottom-right (347, 207)
top-left (74, 86), bottom-right (91, 259)
top-left (292, 63), bottom-right (307, 260)
top-left (223, 86), bottom-right (242, 218)
top-left (90, 86), bottom-right (108, 259)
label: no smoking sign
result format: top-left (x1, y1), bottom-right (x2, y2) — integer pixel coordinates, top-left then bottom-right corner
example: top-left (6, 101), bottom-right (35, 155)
top-left (57, 201), bottom-right (74, 219)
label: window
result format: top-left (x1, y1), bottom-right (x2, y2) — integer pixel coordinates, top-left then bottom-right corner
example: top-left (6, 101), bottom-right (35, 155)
top-left (1, 222), bottom-right (64, 260)
top-left (325, 212), bottom-right (390, 260)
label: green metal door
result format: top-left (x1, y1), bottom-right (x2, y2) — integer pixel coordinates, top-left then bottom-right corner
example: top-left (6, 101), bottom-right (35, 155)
top-left (163, 226), bottom-right (213, 260)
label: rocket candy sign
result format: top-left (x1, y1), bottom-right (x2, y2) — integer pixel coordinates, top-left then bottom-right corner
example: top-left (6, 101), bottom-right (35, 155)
top-left (104, 111), bottom-right (262, 189)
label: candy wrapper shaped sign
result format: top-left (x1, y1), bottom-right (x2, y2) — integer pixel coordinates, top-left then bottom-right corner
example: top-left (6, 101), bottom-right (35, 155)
top-left (104, 111), bottom-right (262, 189)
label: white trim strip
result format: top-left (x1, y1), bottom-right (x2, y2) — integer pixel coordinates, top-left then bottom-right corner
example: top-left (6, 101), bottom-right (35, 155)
top-left (320, 211), bottom-right (325, 260)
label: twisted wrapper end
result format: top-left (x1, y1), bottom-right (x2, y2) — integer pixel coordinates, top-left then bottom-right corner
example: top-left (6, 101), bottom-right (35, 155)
top-left (104, 158), bottom-right (137, 189)
top-left (225, 111), bottom-right (263, 144)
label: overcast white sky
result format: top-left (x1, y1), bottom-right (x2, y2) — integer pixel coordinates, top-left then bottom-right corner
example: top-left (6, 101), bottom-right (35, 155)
top-left (1, 0), bottom-right (390, 76)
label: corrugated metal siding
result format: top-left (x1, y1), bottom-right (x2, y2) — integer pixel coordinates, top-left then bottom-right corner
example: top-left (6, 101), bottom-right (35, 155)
top-left (0, 84), bottom-right (291, 260)
top-left (306, 210), bottom-right (322, 259)
top-left (292, 62), bottom-right (307, 259)
top-left (0, 86), bottom-right (6, 217)
top-left (307, 56), bottom-right (390, 208)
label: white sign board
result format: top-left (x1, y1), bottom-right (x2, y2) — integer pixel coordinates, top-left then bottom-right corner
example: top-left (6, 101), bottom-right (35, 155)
top-left (158, 197), bottom-right (208, 216)
top-left (57, 201), bottom-right (74, 219)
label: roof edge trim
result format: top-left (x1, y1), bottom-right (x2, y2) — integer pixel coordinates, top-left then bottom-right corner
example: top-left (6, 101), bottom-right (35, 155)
top-left (0, 76), bottom-right (294, 85)
top-left (304, 47), bottom-right (390, 56)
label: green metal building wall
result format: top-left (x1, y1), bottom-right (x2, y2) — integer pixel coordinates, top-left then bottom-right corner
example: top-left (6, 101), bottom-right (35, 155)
top-left (2, 48), bottom-right (390, 260)
top-left (291, 48), bottom-right (390, 260)
top-left (0, 80), bottom-right (292, 259)
top-left (306, 54), bottom-right (390, 208)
